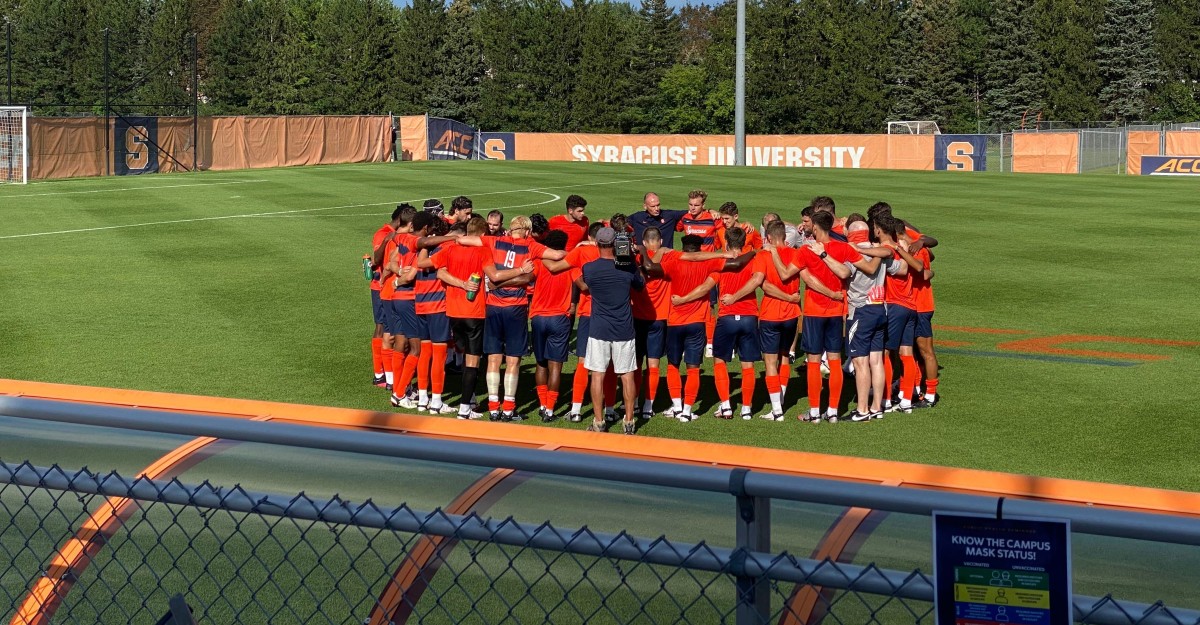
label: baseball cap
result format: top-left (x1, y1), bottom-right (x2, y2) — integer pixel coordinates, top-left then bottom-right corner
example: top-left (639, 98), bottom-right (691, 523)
top-left (596, 227), bottom-right (616, 245)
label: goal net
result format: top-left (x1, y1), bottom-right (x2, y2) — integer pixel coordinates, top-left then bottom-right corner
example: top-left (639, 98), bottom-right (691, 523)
top-left (887, 120), bottom-right (941, 135)
top-left (1, 106), bottom-right (29, 184)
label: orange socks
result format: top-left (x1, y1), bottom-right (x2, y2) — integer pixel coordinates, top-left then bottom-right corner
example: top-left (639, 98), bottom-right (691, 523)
top-left (417, 341), bottom-right (432, 393)
top-left (572, 366), bottom-right (590, 404)
top-left (399, 349), bottom-right (419, 392)
top-left (546, 390), bottom-right (559, 411)
top-left (925, 378), bottom-right (939, 399)
top-left (713, 361), bottom-right (730, 402)
top-left (646, 366), bottom-right (660, 405)
top-left (392, 350), bottom-right (405, 391)
top-left (430, 344), bottom-right (447, 394)
top-left (806, 361), bottom-right (822, 412)
top-left (371, 338), bottom-right (384, 375)
top-left (684, 366), bottom-right (701, 406)
top-left (900, 355), bottom-right (919, 403)
top-left (827, 358), bottom-right (843, 413)
top-left (741, 365), bottom-right (756, 407)
top-left (666, 365), bottom-right (682, 402)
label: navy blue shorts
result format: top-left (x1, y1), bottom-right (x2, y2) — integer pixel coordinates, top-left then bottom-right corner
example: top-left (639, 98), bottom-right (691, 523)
top-left (758, 318), bottom-right (799, 357)
top-left (392, 299), bottom-right (419, 338)
top-left (531, 315), bottom-right (571, 364)
top-left (371, 290), bottom-right (385, 325)
top-left (885, 305), bottom-right (917, 350)
top-left (712, 315), bottom-right (761, 362)
top-left (417, 312), bottom-right (451, 343)
top-left (666, 322), bottom-right (706, 366)
top-left (847, 305), bottom-right (886, 358)
top-left (575, 316), bottom-right (591, 359)
top-left (916, 311), bottom-right (934, 339)
top-left (382, 299), bottom-right (403, 336)
top-left (800, 315), bottom-right (844, 356)
top-left (634, 318), bottom-right (667, 360)
top-left (484, 305), bottom-right (529, 358)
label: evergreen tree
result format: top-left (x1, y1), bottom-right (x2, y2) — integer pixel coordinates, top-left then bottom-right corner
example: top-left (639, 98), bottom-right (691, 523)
top-left (5, 0), bottom-right (78, 110)
top-left (985, 0), bottom-right (1044, 129)
top-left (628, 0), bottom-right (681, 132)
top-left (395, 0), bottom-right (445, 115)
top-left (1150, 0), bottom-right (1200, 120)
top-left (427, 0), bottom-right (485, 125)
top-left (956, 0), bottom-right (991, 131)
top-left (572, 1), bottom-right (637, 131)
top-left (797, 0), bottom-right (895, 133)
top-left (477, 0), bottom-right (522, 129)
top-left (1098, 0), bottom-right (1161, 121)
top-left (888, 0), bottom-right (971, 131)
top-left (1033, 0), bottom-right (1101, 124)
top-left (141, 0), bottom-right (196, 115)
top-left (205, 0), bottom-right (267, 113)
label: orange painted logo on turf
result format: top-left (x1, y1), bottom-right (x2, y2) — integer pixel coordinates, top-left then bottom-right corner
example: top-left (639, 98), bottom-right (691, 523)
top-left (935, 326), bottom-right (1200, 363)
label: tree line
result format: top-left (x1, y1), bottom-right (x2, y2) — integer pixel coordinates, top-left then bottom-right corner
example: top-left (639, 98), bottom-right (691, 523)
top-left (2, 0), bottom-right (1198, 133)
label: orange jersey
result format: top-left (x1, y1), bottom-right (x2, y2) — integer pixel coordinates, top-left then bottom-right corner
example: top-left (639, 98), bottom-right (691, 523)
top-left (393, 233), bottom-right (419, 301)
top-left (678, 211), bottom-right (724, 251)
top-left (379, 239), bottom-right (399, 301)
top-left (800, 240), bottom-right (862, 317)
top-left (712, 255), bottom-right (760, 317)
top-left (719, 223), bottom-right (762, 251)
top-left (755, 247), bottom-right (801, 322)
top-left (430, 242), bottom-right (490, 319)
top-left (912, 248), bottom-right (934, 313)
top-left (632, 252), bottom-right (671, 321)
top-left (530, 261), bottom-right (575, 318)
top-left (549, 215), bottom-right (589, 251)
top-left (564, 245), bottom-right (600, 317)
top-left (370, 224), bottom-right (393, 291)
top-left (884, 250), bottom-right (917, 311)
top-left (661, 251), bottom-right (723, 326)
top-left (415, 246), bottom-right (447, 315)
top-left (483, 236), bottom-right (549, 307)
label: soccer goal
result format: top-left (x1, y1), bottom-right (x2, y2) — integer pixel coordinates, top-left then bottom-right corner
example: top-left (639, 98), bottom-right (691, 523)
top-left (887, 120), bottom-right (941, 135)
top-left (1, 106), bottom-right (29, 184)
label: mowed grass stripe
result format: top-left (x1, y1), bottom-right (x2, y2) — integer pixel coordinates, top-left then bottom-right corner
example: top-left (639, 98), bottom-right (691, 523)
top-left (1, 161), bottom-right (1199, 491)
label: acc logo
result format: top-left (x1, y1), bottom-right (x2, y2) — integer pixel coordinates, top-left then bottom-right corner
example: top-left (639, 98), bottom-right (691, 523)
top-left (432, 130), bottom-right (474, 158)
top-left (1150, 157), bottom-right (1200, 175)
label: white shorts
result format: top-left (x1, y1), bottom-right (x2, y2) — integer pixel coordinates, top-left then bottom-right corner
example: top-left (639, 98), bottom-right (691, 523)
top-left (584, 337), bottom-right (637, 374)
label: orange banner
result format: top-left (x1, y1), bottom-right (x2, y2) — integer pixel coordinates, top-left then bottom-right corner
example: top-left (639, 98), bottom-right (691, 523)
top-left (1165, 131), bottom-right (1200, 157)
top-left (1125, 131), bottom-right (1162, 175)
top-left (29, 118), bottom-right (107, 180)
top-left (1011, 133), bottom-right (1079, 174)
top-left (511, 133), bottom-right (935, 170)
top-left (398, 115), bottom-right (427, 161)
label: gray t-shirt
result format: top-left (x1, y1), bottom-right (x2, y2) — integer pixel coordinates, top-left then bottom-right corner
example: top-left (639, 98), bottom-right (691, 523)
top-left (846, 246), bottom-right (903, 316)
top-left (759, 223), bottom-right (807, 249)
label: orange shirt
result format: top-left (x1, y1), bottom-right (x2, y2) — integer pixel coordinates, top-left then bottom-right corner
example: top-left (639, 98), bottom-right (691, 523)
top-left (564, 245), bottom-right (600, 317)
top-left (393, 233), bottom-right (419, 301)
top-left (678, 211), bottom-right (725, 251)
top-left (885, 250), bottom-right (917, 311)
top-left (530, 261), bottom-right (575, 318)
top-left (430, 242), bottom-right (490, 319)
top-left (370, 224), bottom-right (393, 291)
top-left (800, 240), bottom-right (862, 317)
top-left (632, 252), bottom-right (671, 321)
top-left (718, 223), bottom-right (763, 251)
top-left (483, 236), bottom-right (549, 307)
top-left (379, 239), bottom-right (399, 301)
top-left (549, 215), bottom-right (589, 250)
top-left (912, 248), bottom-right (934, 313)
top-left (755, 247), bottom-right (801, 322)
top-left (415, 246), bottom-right (447, 315)
top-left (661, 251), bottom-right (723, 326)
top-left (712, 253), bottom-right (760, 317)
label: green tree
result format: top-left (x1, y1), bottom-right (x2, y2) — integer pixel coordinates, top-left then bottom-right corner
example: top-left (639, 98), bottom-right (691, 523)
top-left (985, 0), bottom-right (1044, 129)
top-left (1097, 0), bottom-right (1161, 121)
top-left (628, 0), bottom-right (681, 132)
top-left (308, 0), bottom-right (399, 114)
top-left (395, 0), bottom-right (445, 114)
top-left (888, 0), bottom-right (972, 132)
top-left (572, 0), bottom-right (638, 131)
top-left (1150, 0), bottom-right (1200, 121)
top-left (141, 0), bottom-right (196, 115)
top-left (1033, 0), bottom-right (1102, 124)
top-left (745, 0), bottom-right (805, 134)
top-left (427, 0), bottom-right (485, 124)
top-left (796, 0), bottom-right (895, 133)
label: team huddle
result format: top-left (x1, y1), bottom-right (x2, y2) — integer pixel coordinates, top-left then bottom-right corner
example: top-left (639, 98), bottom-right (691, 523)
top-left (367, 190), bottom-right (940, 434)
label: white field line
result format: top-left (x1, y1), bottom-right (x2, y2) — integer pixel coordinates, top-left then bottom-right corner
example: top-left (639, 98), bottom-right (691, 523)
top-left (256, 191), bottom-right (562, 217)
top-left (1, 179), bottom-right (269, 199)
top-left (0, 175), bottom-right (682, 241)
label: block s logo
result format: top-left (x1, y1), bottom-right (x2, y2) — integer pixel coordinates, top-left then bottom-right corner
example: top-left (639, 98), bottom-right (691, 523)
top-left (113, 117), bottom-right (159, 175)
top-left (945, 141), bottom-right (975, 171)
top-left (934, 135), bottom-right (987, 172)
top-left (478, 132), bottom-right (515, 161)
top-left (484, 138), bottom-right (508, 160)
top-left (125, 126), bottom-right (149, 171)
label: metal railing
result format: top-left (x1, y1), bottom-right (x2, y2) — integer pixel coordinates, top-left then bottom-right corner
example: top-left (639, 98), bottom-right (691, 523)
top-left (1, 396), bottom-right (1199, 624)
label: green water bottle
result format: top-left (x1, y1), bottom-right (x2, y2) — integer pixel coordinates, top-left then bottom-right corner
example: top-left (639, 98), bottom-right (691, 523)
top-left (465, 273), bottom-right (482, 302)
top-left (362, 255), bottom-right (373, 281)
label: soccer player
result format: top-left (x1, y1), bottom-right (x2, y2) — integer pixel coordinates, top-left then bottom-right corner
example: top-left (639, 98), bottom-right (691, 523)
top-left (369, 206), bottom-right (403, 387)
top-left (486, 210), bottom-right (506, 237)
top-left (432, 216), bottom-right (532, 420)
top-left (677, 190), bottom-right (725, 354)
top-left (810, 196), bottom-right (848, 240)
top-left (581, 227), bottom-right (645, 434)
top-left (542, 222), bottom-right (604, 422)
top-left (873, 213), bottom-right (924, 413)
top-left (631, 228), bottom-right (671, 419)
top-left (629, 192), bottom-right (687, 248)
top-left (384, 205), bottom-right (428, 409)
top-left (841, 215), bottom-right (905, 421)
top-left (412, 214), bottom-right (462, 414)
top-left (692, 227), bottom-right (765, 420)
top-left (717, 202), bottom-right (763, 250)
top-left (374, 205), bottom-right (416, 396)
top-left (549, 195), bottom-right (590, 250)
top-left (760, 212), bottom-right (805, 249)
top-left (912, 235), bottom-right (939, 408)
top-left (530, 231), bottom-right (574, 421)
top-left (446, 195), bottom-right (474, 225)
top-left (459, 216), bottom-right (567, 421)
top-left (645, 234), bottom-right (754, 422)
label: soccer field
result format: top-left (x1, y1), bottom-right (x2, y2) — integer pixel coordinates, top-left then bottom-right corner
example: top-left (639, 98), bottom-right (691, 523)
top-left (2, 161), bottom-right (1198, 491)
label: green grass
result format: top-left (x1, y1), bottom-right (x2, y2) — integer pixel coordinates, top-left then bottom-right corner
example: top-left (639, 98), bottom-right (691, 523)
top-left (2, 161), bottom-right (1200, 493)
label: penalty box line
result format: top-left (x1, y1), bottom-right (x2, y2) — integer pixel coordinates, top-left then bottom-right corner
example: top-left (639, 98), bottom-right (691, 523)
top-left (0, 175), bottom-right (684, 241)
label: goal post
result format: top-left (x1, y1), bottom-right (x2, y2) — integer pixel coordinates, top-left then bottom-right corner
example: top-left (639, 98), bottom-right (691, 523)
top-left (887, 120), bottom-right (942, 135)
top-left (1, 106), bottom-right (29, 184)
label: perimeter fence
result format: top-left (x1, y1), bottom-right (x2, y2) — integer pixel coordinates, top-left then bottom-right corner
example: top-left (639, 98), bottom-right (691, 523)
top-left (1, 396), bottom-right (1200, 625)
